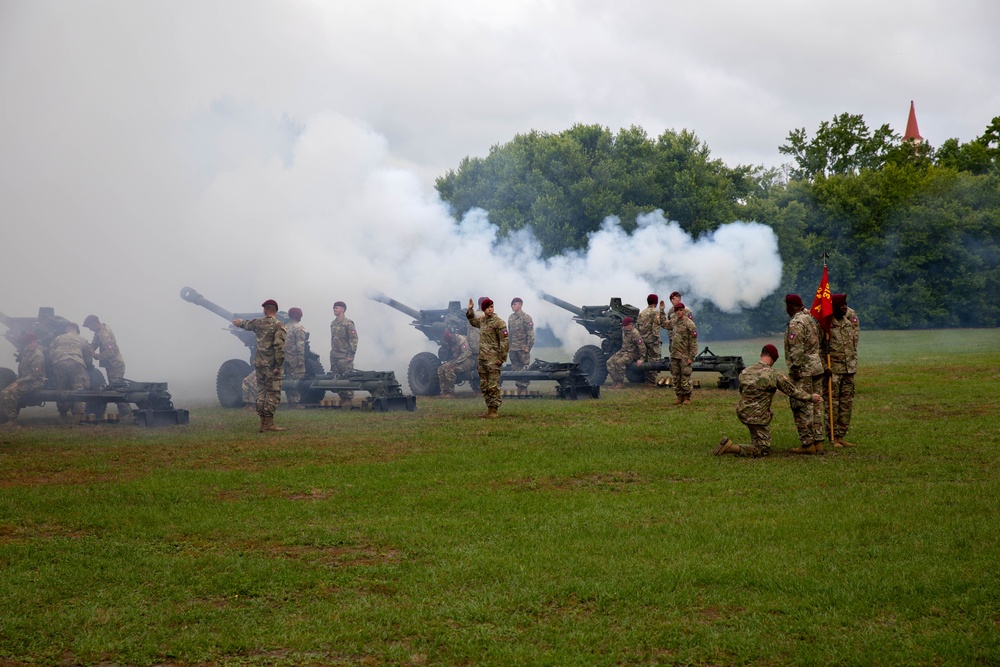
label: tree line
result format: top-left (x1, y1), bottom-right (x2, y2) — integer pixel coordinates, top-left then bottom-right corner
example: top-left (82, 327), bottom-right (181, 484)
top-left (435, 114), bottom-right (1000, 337)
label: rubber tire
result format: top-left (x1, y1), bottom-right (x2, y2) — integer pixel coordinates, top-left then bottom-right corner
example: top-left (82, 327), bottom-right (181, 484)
top-left (625, 363), bottom-right (646, 384)
top-left (0, 367), bottom-right (16, 424)
top-left (217, 358), bottom-right (252, 408)
top-left (299, 356), bottom-right (328, 405)
top-left (85, 367), bottom-right (109, 417)
top-left (572, 345), bottom-right (608, 386)
top-left (407, 352), bottom-right (442, 396)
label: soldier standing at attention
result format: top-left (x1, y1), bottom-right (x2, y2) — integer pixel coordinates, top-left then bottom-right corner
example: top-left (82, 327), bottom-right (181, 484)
top-left (507, 297), bottom-right (534, 396)
top-left (50, 322), bottom-right (94, 424)
top-left (784, 294), bottom-right (826, 454)
top-left (233, 299), bottom-right (287, 432)
top-left (637, 293), bottom-right (668, 386)
top-left (284, 307), bottom-right (307, 408)
top-left (714, 344), bottom-right (822, 457)
top-left (82, 314), bottom-right (130, 418)
top-left (0, 333), bottom-right (46, 428)
top-left (329, 300), bottom-right (358, 406)
top-left (436, 328), bottom-right (475, 398)
top-left (606, 317), bottom-right (645, 389)
top-left (824, 293), bottom-right (860, 448)
top-left (668, 302), bottom-right (698, 405)
top-left (466, 297), bottom-right (508, 418)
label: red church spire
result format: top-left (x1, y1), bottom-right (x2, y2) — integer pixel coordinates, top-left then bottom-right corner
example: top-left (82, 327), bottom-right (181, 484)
top-left (903, 100), bottom-right (923, 142)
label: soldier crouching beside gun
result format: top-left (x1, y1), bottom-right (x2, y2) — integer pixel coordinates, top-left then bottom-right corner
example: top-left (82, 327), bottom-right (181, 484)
top-left (233, 299), bottom-right (287, 433)
top-left (714, 344), bottom-right (821, 458)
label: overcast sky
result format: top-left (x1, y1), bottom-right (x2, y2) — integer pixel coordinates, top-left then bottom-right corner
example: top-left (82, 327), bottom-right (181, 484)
top-left (1, 0), bottom-right (997, 399)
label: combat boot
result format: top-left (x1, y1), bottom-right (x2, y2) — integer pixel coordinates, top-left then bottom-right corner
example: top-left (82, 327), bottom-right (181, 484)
top-left (486, 406), bottom-right (499, 418)
top-left (260, 415), bottom-right (286, 432)
top-left (439, 392), bottom-right (454, 399)
top-left (789, 443), bottom-right (816, 455)
top-left (682, 395), bottom-right (692, 405)
top-left (672, 395), bottom-right (684, 405)
top-left (836, 437), bottom-right (857, 448)
top-left (713, 437), bottom-right (741, 456)
top-left (813, 440), bottom-right (825, 454)
top-left (610, 382), bottom-right (625, 390)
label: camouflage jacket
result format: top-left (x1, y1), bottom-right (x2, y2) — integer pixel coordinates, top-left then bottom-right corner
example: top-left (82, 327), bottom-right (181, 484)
top-left (50, 332), bottom-right (94, 369)
top-left (668, 313), bottom-right (698, 360)
top-left (825, 307), bottom-right (859, 374)
top-left (329, 316), bottom-right (358, 359)
top-left (637, 306), bottom-right (667, 353)
top-left (619, 328), bottom-right (647, 362)
top-left (444, 333), bottom-right (475, 370)
top-left (467, 310), bottom-right (509, 365)
top-left (236, 316), bottom-right (286, 369)
top-left (663, 307), bottom-right (694, 331)
top-left (737, 362), bottom-right (814, 426)
top-left (17, 347), bottom-right (47, 382)
top-left (784, 310), bottom-right (823, 378)
top-left (285, 321), bottom-right (307, 369)
top-left (507, 311), bottom-right (534, 352)
top-left (90, 324), bottom-right (125, 369)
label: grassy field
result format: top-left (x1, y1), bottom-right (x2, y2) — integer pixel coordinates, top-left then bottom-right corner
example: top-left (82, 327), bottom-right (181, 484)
top-left (1, 329), bottom-right (998, 666)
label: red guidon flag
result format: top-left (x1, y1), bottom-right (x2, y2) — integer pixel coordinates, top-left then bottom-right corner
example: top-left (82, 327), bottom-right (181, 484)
top-left (810, 266), bottom-right (833, 335)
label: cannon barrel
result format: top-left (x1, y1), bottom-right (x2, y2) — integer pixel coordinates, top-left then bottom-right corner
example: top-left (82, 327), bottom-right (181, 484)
top-left (369, 293), bottom-right (423, 321)
top-left (540, 292), bottom-right (585, 317)
top-left (180, 287), bottom-right (237, 322)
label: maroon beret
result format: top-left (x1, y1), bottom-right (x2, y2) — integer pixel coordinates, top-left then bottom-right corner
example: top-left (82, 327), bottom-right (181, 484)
top-left (443, 328), bottom-right (454, 340)
top-left (480, 298), bottom-right (494, 310)
top-left (785, 294), bottom-right (803, 307)
top-left (647, 293), bottom-right (658, 305)
top-left (20, 331), bottom-right (38, 345)
top-left (288, 307), bottom-right (302, 320)
top-left (622, 316), bottom-right (634, 326)
top-left (261, 299), bottom-right (279, 309)
top-left (669, 291), bottom-right (681, 299)
top-left (674, 302), bottom-right (685, 311)
top-left (762, 344), bottom-right (779, 361)
top-left (832, 293), bottom-right (847, 309)
top-left (333, 301), bottom-right (347, 309)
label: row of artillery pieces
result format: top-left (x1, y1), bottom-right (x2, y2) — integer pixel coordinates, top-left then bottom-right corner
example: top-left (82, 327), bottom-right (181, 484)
top-left (0, 291), bottom-right (748, 428)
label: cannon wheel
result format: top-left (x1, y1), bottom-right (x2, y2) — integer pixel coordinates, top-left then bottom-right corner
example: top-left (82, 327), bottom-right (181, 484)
top-left (407, 352), bottom-right (441, 396)
top-left (217, 358), bottom-right (252, 408)
top-left (85, 367), bottom-right (108, 417)
top-left (0, 367), bottom-right (15, 424)
top-left (572, 345), bottom-right (608, 386)
top-left (625, 363), bottom-right (646, 384)
top-left (298, 357), bottom-right (328, 405)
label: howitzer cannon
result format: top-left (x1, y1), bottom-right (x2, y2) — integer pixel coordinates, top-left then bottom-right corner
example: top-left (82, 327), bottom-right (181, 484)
top-left (371, 293), bottom-right (479, 396)
top-left (624, 346), bottom-right (746, 390)
top-left (1, 307), bottom-right (188, 426)
top-left (540, 292), bottom-right (640, 386)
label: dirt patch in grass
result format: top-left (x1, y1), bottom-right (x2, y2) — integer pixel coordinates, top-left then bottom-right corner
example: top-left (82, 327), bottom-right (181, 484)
top-left (0, 522), bottom-right (90, 543)
top-left (905, 403), bottom-right (994, 418)
top-left (500, 470), bottom-right (645, 492)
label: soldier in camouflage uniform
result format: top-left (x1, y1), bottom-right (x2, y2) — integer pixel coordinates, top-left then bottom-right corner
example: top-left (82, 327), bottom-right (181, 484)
top-left (241, 372), bottom-right (257, 409)
top-left (668, 302), bottom-right (699, 405)
top-left (83, 315), bottom-right (130, 418)
top-left (507, 297), bottom-right (534, 395)
top-left (49, 322), bottom-right (93, 423)
top-left (637, 294), bottom-right (668, 385)
top-left (329, 300), bottom-right (358, 405)
top-left (823, 294), bottom-right (860, 448)
top-left (606, 317), bottom-right (645, 389)
top-left (783, 294), bottom-right (826, 454)
top-left (233, 299), bottom-right (287, 432)
top-left (436, 328), bottom-right (475, 398)
top-left (466, 297), bottom-right (509, 418)
top-left (714, 344), bottom-right (822, 457)
top-left (284, 307), bottom-right (307, 408)
top-left (0, 333), bottom-right (46, 427)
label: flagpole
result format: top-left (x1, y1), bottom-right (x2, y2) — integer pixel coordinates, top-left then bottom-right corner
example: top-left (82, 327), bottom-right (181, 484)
top-left (822, 254), bottom-right (835, 446)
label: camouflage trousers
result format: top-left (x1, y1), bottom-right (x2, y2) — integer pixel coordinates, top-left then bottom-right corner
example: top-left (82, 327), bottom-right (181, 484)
top-left (644, 343), bottom-right (662, 384)
top-left (478, 360), bottom-right (503, 409)
top-left (101, 362), bottom-right (131, 417)
top-left (437, 358), bottom-right (475, 395)
top-left (606, 350), bottom-right (634, 384)
top-left (734, 422), bottom-right (772, 457)
top-left (670, 358), bottom-right (692, 397)
top-left (508, 350), bottom-right (531, 390)
top-left (253, 365), bottom-right (283, 417)
top-left (242, 372), bottom-right (257, 405)
top-left (52, 360), bottom-right (90, 417)
top-left (1, 376), bottom-right (45, 421)
top-left (285, 362), bottom-right (305, 404)
top-left (789, 374), bottom-right (825, 445)
top-left (822, 372), bottom-right (856, 439)
top-left (330, 357), bottom-right (354, 402)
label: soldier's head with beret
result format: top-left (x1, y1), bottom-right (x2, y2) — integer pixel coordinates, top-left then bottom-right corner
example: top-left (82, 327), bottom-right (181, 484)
top-left (674, 302), bottom-right (685, 312)
top-left (622, 316), bottom-right (634, 328)
top-left (477, 297), bottom-right (489, 311)
top-left (480, 298), bottom-right (494, 314)
top-left (832, 293), bottom-right (848, 318)
top-left (785, 293), bottom-right (804, 317)
top-left (761, 344), bottom-right (779, 364)
top-left (647, 293), bottom-right (658, 305)
top-left (443, 328), bottom-right (455, 341)
top-left (19, 331), bottom-right (38, 349)
top-left (261, 299), bottom-right (279, 315)
top-left (288, 307), bottom-right (302, 321)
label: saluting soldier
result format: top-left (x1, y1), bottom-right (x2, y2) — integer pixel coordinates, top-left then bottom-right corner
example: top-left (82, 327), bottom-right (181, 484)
top-left (824, 293), bottom-right (860, 448)
top-left (436, 329), bottom-right (475, 398)
top-left (637, 293), bottom-right (669, 386)
top-left (466, 297), bottom-right (509, 418)
top-left (0, 333), bottom-right (46, 428)
top-left (668, 302), bottom-right (698, 405)
top-left (233, 299), bottom-right (287, 432)
top-left (714, 344), bottom-right (822, 457)
top-left (507, 297), bottom-right (534, 395)
top-left (83, 314), bottom-right (131, 418)
top-left (49, 322), bottom-right (94, 424)
top-left (329, 300), bottom-right (358, 405)
top-left (606, 317), bottom-right (645, 389)
top-left (784, 294), bottom-right (826, 454)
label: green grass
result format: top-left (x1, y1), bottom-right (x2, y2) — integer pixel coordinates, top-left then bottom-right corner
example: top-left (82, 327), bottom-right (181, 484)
top-left (1, 329), bottom-right (998, 666)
